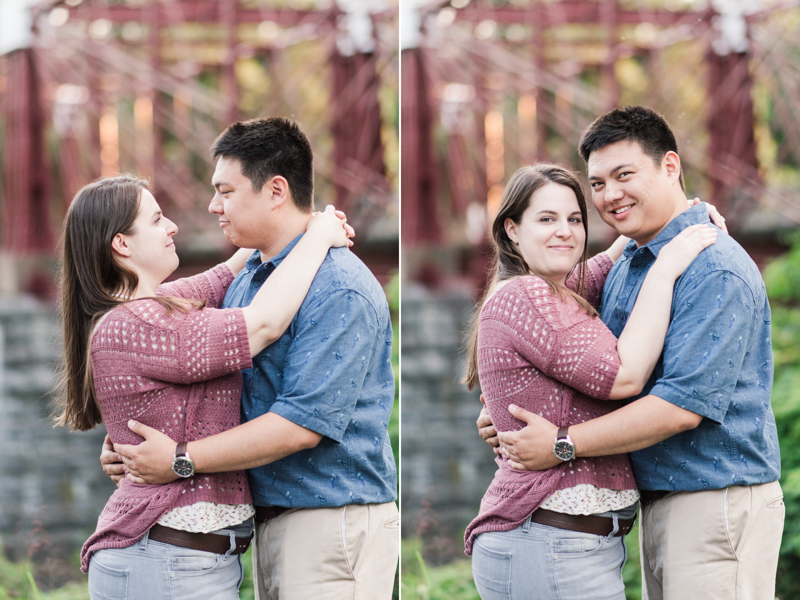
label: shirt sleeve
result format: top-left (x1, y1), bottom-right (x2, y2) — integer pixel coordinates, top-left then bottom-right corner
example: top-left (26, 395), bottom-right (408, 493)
top-left (649, 270), bottom-right (755, 423)
top-left (157, 264), bottom-right (235, 308)
top-left (500, 280), bottom-right (621, 400)
top-left (268, 289), bottom-right (379, 442)
top-left (93, 302), bottom-right (252, 385)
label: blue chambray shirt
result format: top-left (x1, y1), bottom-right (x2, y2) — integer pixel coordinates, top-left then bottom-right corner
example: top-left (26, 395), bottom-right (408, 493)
top-left (600, 204), bottom-right (780, 492)
top-left (222, 235), bottom-right (397, 508)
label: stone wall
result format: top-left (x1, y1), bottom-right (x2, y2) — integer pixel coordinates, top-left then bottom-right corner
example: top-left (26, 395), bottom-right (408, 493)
top-left (0, 297), bottom-right (115, 585)
top-left (400, 286), bottom-right (497, 563)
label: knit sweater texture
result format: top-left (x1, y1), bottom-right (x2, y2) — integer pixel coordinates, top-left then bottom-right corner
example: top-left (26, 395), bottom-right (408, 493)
top-left (81, 264), bottom-right (253, 572)
top-left (464, 254), bottom-right (637, 555)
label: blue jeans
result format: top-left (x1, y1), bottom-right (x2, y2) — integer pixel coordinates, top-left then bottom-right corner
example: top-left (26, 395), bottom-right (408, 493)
top-left (472, 506), bottom-right (636, 600)
top-left (88, 528), bottom-right (245, 600)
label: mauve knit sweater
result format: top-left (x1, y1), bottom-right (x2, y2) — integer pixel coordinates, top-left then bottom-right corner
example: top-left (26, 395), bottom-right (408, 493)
top-left (80, 264), bottom-right (253, 572)
top-left (464, 254), bottom-right (637, 555)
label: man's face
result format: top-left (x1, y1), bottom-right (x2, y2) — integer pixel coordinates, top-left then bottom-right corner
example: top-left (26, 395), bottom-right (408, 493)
top-left (209, 156), bottom-right (271, 249)
top-left (587, 140), bottom-right (678, 246)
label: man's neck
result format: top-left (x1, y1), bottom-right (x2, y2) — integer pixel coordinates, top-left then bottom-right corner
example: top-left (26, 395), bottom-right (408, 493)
top-left (257, 211), bottom-right (312, 263)
top-left (633, 192), bottom-right (690, 247)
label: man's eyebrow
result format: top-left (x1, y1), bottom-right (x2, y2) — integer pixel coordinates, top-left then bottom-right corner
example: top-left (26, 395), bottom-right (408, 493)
top-left (212, 181), bottom-right (229, 190)
top-left (588, 163), bottom-right (634, 181)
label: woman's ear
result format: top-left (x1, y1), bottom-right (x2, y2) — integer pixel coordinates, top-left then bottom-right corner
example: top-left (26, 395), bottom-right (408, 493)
top-left (111, 233), bottom-right (131, 258)
top-left (504, 218), bottom-right (519, 245)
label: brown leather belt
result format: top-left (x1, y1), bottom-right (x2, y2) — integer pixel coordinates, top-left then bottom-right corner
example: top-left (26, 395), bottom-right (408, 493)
top-left (530, 508), bottom-right (636, 537)
top-left (148, 524), bottom-right (252, 555)
top-left (639, 490), bottom-right (673, 506)
top-left (254, 505), bottom-right (291, 524)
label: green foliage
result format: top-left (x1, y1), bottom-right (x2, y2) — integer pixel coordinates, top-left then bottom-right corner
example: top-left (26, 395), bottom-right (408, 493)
top-left (764, 232), bottom-right (800, 306)
top-left (400, 538), bottom-right (481, 600)
top-left (764, 234), bottom-right (800, 599)
top-left (621, 523), bottom-right (642, 600)
top-left (0, 547), bottom-right (86, 600)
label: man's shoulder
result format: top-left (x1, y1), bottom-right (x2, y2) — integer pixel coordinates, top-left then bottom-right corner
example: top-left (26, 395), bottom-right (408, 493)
top-left (314, 248), bottom-right (387, 306)
top-left (685, 233), bottom-right (764, 295)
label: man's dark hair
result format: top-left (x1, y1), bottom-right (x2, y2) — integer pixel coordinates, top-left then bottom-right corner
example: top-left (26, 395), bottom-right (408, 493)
top-left (578, 105), bottom-right (684, 190)
top-left (211, 117), bottom-right (314, 212)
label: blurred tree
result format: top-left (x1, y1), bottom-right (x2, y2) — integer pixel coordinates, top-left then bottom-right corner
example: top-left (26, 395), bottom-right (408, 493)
top-left (764, 231), bottom-right (800, 599)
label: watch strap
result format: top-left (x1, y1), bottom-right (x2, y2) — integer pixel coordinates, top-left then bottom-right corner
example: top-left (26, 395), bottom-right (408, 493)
top-left (556, 426), bottom-right (569, 441)
top-left (176, 441), bottom-right (189, 458)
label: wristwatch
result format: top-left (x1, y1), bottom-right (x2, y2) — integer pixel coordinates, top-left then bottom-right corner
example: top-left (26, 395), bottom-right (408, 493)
top-left (171, 442), bottom-right (195, 478)
top-left (552, 426), bottom-right (576, 462)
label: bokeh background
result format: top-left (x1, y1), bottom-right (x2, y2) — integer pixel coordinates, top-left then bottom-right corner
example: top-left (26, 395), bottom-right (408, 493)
top-left (0, 0), bottom-right (398, 597)
top-left (398, 1), bottom-right (800, 598)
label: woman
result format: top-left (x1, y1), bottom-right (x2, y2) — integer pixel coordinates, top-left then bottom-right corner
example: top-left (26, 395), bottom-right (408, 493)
top-left (54, 175), bottom-right (351, 599)
top-left (463, 164), bottom-right (717, 600)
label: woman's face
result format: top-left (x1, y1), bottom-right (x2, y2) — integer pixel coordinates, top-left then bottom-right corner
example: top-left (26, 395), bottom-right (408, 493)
top-left (504, 182), bottom-right (585, 285)
top-left (122, 190), bottom-right (179, 283)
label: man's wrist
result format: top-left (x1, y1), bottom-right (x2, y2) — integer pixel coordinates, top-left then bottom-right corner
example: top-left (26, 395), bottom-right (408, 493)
top-left (552, 426), bottom-right (577, 461)
top-left (171, 441), bottom-right (195, 478)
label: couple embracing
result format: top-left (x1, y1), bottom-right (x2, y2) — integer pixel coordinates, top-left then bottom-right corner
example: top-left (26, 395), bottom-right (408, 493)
top-left (468, 106), bottom-right (783, 600)
top-left (56, 117), bottom-right (398, 599)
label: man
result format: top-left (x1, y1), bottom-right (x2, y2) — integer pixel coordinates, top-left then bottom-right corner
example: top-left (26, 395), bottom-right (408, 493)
top-left (477, 106), bottom-right (783, 600)
top-left (106, 117), bottom-right (398, 599)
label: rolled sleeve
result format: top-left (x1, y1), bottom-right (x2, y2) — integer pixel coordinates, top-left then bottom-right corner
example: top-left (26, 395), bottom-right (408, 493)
top-left (650, 270), bottom-right (755, 423)
top-left (269, 289), bottom-right (378, 442)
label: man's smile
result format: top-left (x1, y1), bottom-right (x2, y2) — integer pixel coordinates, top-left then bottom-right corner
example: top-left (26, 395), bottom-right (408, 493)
top-left (610, 204), bottom-right (634, 218)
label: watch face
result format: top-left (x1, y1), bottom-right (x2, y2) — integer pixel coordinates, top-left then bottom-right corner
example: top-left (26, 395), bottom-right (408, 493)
top-left (553, 440), bottom-right (575, 461)
top-left (172, 457), bottom-right (194, 478)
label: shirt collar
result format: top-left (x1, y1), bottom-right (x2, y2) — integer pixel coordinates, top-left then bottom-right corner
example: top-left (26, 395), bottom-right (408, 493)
top-left (244, 233), bottom-right (305, 272)
top-left (622, 203), bottom-right (711, 259)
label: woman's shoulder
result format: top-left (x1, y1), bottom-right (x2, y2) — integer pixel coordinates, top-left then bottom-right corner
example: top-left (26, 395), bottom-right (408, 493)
top-left (484, 275), bottom-right (561, 307)
top-left (94, 299), bottom-right (185, 336)
top-left (481, 275), bottom-right (572, 325)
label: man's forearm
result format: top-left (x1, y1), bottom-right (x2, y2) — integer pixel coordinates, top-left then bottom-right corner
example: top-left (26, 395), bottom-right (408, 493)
top-left (571, 394), bottom-right (703, 457)
top-left (189, 412), bottom-right (322, 473)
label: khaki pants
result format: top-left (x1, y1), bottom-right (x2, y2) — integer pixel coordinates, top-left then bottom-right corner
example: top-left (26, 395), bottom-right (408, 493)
top-left (640, 481), bottom-right (784, 600)
top-left (252, 502), bottom-right (399, 600)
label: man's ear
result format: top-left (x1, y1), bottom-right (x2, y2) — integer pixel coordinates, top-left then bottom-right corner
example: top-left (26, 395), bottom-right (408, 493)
top-left (111, 233), bottom-right (131, 258)
top-left (263, 176), bottom-right (290, 209)
top-left (662, 151), bottom-right (681, 185)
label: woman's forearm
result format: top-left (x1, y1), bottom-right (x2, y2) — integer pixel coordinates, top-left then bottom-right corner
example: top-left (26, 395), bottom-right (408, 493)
top-left (242, 234), bottom-right (330, 356)
top-left (603, 236), bottom-right (629, 263)
top-left (609, 266), bottom-right (676, 399)
top-left (224, 247), bottom-right (255, 277)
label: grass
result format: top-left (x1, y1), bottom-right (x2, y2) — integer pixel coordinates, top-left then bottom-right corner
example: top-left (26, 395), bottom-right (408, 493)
top-left (0, 548), bottom-right (88, 600)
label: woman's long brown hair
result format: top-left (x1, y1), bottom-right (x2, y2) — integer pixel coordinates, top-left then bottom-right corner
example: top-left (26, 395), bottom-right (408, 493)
top-left (464, 164), bottom-right (597, 391)
top-left (54, 176), bottom-right (201, 431)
